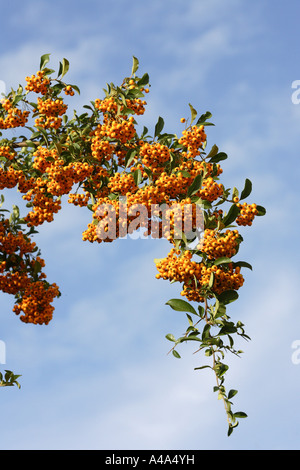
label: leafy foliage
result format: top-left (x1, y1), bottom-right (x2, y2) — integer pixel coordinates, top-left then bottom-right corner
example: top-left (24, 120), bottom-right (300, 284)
top-left (0, 55), bottom-right (266, 436)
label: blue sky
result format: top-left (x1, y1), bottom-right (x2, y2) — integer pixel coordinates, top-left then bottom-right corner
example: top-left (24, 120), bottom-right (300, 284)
top-left (0, 0), bottom-right (299, 450)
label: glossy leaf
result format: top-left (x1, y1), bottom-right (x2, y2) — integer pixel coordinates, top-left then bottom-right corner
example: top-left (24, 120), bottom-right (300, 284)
top-left (256, 205), bottom-right (266, 216)
top-left (218, 290), bottom-right (239, 305)
top-left (165, 333), bottom-right (176, 342)
top-left (40, 53), bottom-right (50, 70)
top-left (131, 56), bottom-right (139, 75)
top-left (209, 152), bottom-right (228, 163)
top-left (166, 299), bottom-right (197, 316)
top-left (188, 103), bottom-right (197, 124)
top-left (172, 350), bottom-right (181, 359)
top-left (187, 173), bottom-right (203, 197)
top-left (240, 178), bottom-right (252, 200)
top-left (154, 116), bottom-right (164, 137)
top-left (222, 204), bottom-right (240, 227)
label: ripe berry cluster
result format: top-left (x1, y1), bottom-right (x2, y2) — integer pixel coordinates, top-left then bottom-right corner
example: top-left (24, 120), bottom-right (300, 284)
top-left (0, 56), bottom-right (263, 329)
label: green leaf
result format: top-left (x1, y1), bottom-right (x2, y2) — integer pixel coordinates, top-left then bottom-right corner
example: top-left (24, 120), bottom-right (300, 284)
top-left (234, 261), bottom-right (253, 271)
top-left (222, 203), bottom-right (240, 227)
top-left (201, 323), bottom-right (211, 340)
top-left (198, 305), bottom-right (205, 317)
top-left (187, 173), bottom-right (203, 197)
top-left (228, 389), bottom-right (238, 399)
top-left (125, 148), bottom-right (137, 168)
top-left (228, 422), bottom-right (239, 436)
top-left (214, 257), bottom-right (232, 266)
top-left (196, 111), bottom-right (213, 126)
top-left (154, 116), bottom-right (164, 137)
top-left (208, 152), bottom-right (228, 163)
top-left (137, 73), bottom-right (149, 87)
top-left (172, 350), bottom-right (181, 359)
top-left (59, 58), bottom-right (70, 79)
top-left (194, 365), bottom-right (212, 371)
top-left (240, 178), bottom-right (252, 200)
top-left (40, 53), bottom-right (50, 70)
top-left (131, 56), bottom-right (139, 75)
top-left (188, 103), bottom-right (197, 124)
top-left (33, 260), bottom-right (42, 274)
top-left (233, 411), bottom-right (248, 419)
top-left (215, 362), bottom-right (229, 377)
top-left (165, 298), bottom-right (197, 316)
top-left (177, 170), bottom-right (191, 178)
top-left (208, 272), bottom-right (214, 288)
top-left (219, 324), bottom-right (237, 335)
top-left (165, 333), bottom-right (176, 342)
top-left (232, 187), bottom-right (239, 199)
top-left (256, 205), bottom-right (266, 216)
top-left (217, 290), bottom-right (239, 305)
top-left (71, 84), bottom-right (80, 95)
top-left (206, 144), bottom-right (219, 159)
top-left (133, 168), bottom-right (142, 186)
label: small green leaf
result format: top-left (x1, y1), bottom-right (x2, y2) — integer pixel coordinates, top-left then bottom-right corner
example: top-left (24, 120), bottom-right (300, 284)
top-left (196, 111), bottom-right (213, 126)
top-left (33, 260), bottom-right (42, 274)
top-left (208, 272), bottom-right (214, 288)
top-left (234, 261), bottom-right (253, 271)
top-left (206, 144), bottom-right (219, 159)
top-left (228, 389), bottom-right (238, 399)
top-left (214, 257), bottom-right (232, 266)
top-left (222, 203), bottom-right (240, 227)
top-left (125, 148), bottom-right (137, 168)
top-left (194, 365), bottom-right (212, 371)
top-left (166, 298), bottom-right (197, 316)
top-left (201, 323), bottom-right (211, 340)
top-left (131, 56), bottom-right (139, 75)
top-left (232, 187), bottom-right (239, 199)
top-left (154, 116), bottom-right (164, 137)
top-left (186, 313), bottom-right (194, 326)
top-left (217, 290), bottom-right (239, 305)
top-left (240, 178), bottom-right (252, 200)
top-left (198, 305), bottom-right (205, 317)
top-left (208, 152), bottom-right (227, 163)
top-left (137, 73), bottom-right (149, 87)
top-left (233, 411), bottom-right (248, 419)
top-left (188, 103), bottom-right (197, 124)
top-left (219, 324), bottom-right (237, 335)
top-left (165, 333), bottom-right (176, 342)
top-left (227, 422), bottom-right (239, 436)
top-left (178, 170), bottom-right (191, 178)
top-left (187, 173), bottom-right (203, 197)
top-left (60, 58), bottom-right (69, 79)
top-left (172, 350), bottom-right (181, 359)
top-left (133, 168), bottom-right (142, 186)
top-left (256, 205), bottom-right (266, 216)
top-left (40, 53), bottom-right (50, 70)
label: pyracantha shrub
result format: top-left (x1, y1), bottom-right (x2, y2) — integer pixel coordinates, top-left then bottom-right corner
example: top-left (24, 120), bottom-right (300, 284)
top-left (0, 54), bottom-right (266, 435)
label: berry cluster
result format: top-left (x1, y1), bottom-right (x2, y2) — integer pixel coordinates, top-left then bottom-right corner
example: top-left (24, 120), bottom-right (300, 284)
top-left (0, 144), bottom-right (16, 161)
top-left (236, 202), bottom-right (258, 226)
top-left (140, 142), bottom-right (171, 175)
top-left (0, 217), bottom-right (60, 324)
top-left (25, 71), bottom-right (50, 95)
top-left (0, 55), bottom-right (263, 333)
top-left (178, 124), bottom-right (207, 158)
top-left (0, 99), bottom-right (29, 129)
top-left (200, 229), bottom-right (239, 260)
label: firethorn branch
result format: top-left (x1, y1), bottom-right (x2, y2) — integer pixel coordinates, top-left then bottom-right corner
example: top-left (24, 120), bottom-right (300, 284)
top-left (0, 54), bottom-right (265, 433)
